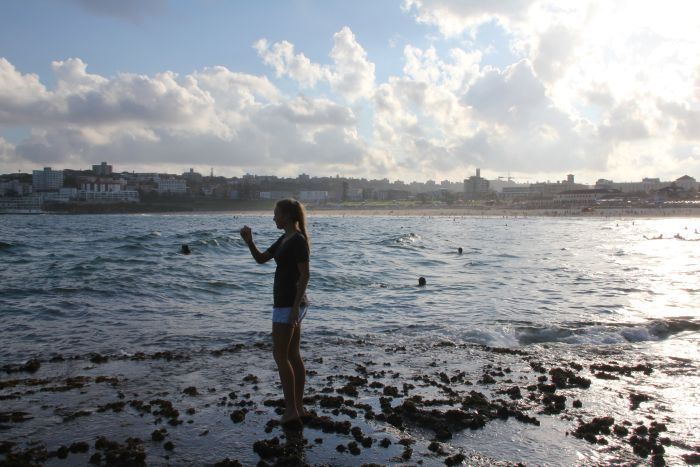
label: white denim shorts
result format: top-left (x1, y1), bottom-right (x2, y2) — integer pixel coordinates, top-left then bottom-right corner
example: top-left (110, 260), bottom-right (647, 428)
top-left (272, 305), bottom-right (308, 325)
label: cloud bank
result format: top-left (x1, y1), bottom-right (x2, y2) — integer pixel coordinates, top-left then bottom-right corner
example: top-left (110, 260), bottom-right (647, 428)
top-left (2, 1), bottom-right (700, 181)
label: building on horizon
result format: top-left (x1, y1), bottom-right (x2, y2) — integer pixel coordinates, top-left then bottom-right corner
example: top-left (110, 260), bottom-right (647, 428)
top-left (156, 177), bottom-right (187, 194)
top-left (299, 191), bottom-right (329, 203)
top-left (92, 162), bottom-right (113, 176)
top-left (595, 175), bottom-right (698, 194)
top-left (32, 167), bottom-right (64, 192)
top-left (464, 168), bottom-right (491, 200)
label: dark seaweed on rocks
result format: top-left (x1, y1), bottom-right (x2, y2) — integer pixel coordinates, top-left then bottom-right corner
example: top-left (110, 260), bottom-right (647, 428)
top-left (548, 367), bottom-right (591, 389)
top-left (573, 416), bottom-right (615, 444)
top-left (590, 362), bottom-right (653, 376)
top-left (93, 436), bottom-right (146, 466)
top-left (2, 358), bottom-right (41, 374)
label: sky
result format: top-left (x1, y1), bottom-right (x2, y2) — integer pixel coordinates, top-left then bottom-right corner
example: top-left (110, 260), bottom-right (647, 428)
top-left (1, 0), bottom-right (699, 184)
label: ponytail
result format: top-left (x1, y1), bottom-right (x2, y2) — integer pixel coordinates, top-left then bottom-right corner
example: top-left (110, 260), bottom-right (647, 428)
top-left (276, 198), bottom-right (311, 253)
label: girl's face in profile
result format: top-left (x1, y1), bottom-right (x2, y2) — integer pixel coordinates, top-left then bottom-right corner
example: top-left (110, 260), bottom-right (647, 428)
top-left (273, 207), bottom-right (287, 229)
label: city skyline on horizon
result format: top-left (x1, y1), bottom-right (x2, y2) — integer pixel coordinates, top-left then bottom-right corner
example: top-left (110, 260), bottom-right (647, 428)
top-left (1, 1), bottom-right (699, 183)
top-left (5, 162), bottom-right (696, 189)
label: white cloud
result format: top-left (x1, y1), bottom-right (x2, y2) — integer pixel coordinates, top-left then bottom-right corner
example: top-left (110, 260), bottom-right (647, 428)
top-left (327, 27), bottom-right (376, 101)
top-left (402, 0), bottom-right (533, 37)
top-left (255, 27), bottom-right (375, 102)
top-left (253, 39), bottom-right (327, 89)
top-left (2, 4), bottom-right (700, 182)
top-left (0, 56), bottom-right (373, 177)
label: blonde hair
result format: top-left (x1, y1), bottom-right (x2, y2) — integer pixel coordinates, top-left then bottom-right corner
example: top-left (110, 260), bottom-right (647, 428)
top-left (276, 198), bottom-right (310, 252)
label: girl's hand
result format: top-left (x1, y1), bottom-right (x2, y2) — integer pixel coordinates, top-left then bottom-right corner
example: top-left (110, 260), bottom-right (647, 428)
top-left (240, 225), bottom-right (253, 244)
top-left (290, 306), bottom-right (300, 326)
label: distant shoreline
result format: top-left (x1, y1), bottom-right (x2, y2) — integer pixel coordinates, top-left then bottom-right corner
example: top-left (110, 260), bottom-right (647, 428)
top-left (4, 204), bottom-right (700, 218)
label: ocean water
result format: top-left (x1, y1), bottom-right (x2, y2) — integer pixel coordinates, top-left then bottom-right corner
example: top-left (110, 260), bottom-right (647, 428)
top-left (1, 214), bottom-right (698, 361)
top-left (1, 213), bottom-right (699, 465)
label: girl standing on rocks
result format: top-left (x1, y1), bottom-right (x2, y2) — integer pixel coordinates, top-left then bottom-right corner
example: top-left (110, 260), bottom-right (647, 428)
top-left (240, 199), bottom-right (310, 425)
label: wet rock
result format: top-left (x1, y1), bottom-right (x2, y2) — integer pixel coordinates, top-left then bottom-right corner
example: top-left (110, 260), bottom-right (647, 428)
top-left (590, 362), bottom-right (653, 376)
top-left (428, 441), bottom-right (448, 456)
top-left (379, 438), bottom-right (391, 448)
top-left (93, 436), bottom-right (146, 466)
top-left (682, 452), bottom-right (700, 464)
top-left (336, 375), bottom-right (368, 398)
top-left (183, 386), bottom-right (199, 396)
top-left (348, 441), bottom-right (361, 455)
top-left (230, 409), bottom-right (248, 423)
top-left (150, 399), bottom-right (180, 425)
top-left (214, 458), bottom-right (243, 467)
top-left (393, 399), bottom-right (487, 439)
top-left (96, 401), bottom-right (126, 413)
top-left (95, 376), bottom-right (120, 386)
top-left (549, 367), bottom-right (591, 389)
top-left (572, 416), bottom-right (615, 444)
top-left (336, 444), bottom-right (347, 453)
top-left (0, 441), bottom-right (16, 454)
top-left (0, 411), bottom-right (33, 423)
top-left (593, 371), bottom-right (619, 380)
top-left (55, 445), bottom-right (69, 459)
top-left (254, 437), bottom-right (283, 459)
top-left (541, 393), bottom-right (566, 415)
top-left (89, 354), bottom-right (109, 364)
top-left (498, 386), bottom-right (522, 400)
top-left (629, 392), bottom-right (652, 410)
top-left (478, 374), bottom-right (496, 384)
top-left (613, 424), bottom-right (629, 437)
top-left (210, 343), bottom-right (245, 357)
top-left (243, 374), bottom-right (260, 384)
top-left (445, 452), bottom-right (466, 466)
top-left (383, 385), bottom-right (400, 397)
top-left (2, 358), bottom-right (41, 374)
top-left (572, 399), bottom-right (582, 408)
top-left (163, 441), bottom-right (174, 451)
top-left (483, 346), bottom-right (528, 356)
top-left (128, 399), bottom-right (151, 415)
top-left (318, 395), bottom-right (344, 408)
top-left (303, 413), bottom-right (351, 435)
top-left (69, 441), bottom-right (90, 453)
top-left (529, 361), bottom-right (547, 373)
top-left (151, 428), bottom-right (167, 442)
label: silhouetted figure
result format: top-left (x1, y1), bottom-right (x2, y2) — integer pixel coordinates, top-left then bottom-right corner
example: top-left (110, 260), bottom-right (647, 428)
top-left (457, 247), bottom-right (463, 254)
top-left (181, 244), bottom-right (191, 255)
top-left (418, 277), bottom-right (426, 286)
top-left (240, 198), bottom-right (311, 426)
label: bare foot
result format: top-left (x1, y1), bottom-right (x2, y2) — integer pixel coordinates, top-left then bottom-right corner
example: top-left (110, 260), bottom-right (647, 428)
top-left (280, 410), bottom-right (300, 425)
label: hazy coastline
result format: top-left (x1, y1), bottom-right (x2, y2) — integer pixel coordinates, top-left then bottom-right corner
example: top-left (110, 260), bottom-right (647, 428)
top-left (9, 203), bottom-right (700, 218)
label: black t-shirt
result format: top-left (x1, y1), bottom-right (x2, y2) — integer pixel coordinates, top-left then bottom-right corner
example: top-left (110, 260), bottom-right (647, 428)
top-left (266, 232), bottom-right (309, 307)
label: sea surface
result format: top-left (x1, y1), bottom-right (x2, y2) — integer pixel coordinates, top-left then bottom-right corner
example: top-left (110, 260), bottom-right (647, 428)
top-left (1, 213), bottom-right (699, 465)
top-left (1, 214), bottom-right (698, 360)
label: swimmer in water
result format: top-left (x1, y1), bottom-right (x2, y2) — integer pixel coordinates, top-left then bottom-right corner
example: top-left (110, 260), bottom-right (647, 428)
top-left (418, 277), bottom-right (426, 286)
top-left (181, 244), bottom-right (191, 254)
top-left (457, 247), bottom-right (463, 254)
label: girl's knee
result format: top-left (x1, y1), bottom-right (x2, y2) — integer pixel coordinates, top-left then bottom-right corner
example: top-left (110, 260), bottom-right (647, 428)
top-left (273, 349), bottom-right (289, 363)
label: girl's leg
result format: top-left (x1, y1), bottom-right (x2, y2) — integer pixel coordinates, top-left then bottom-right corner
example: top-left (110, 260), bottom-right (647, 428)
top-left (272, 323), bottom-right (299, 423)
top-left (288, 324), bottom-right (305, 415)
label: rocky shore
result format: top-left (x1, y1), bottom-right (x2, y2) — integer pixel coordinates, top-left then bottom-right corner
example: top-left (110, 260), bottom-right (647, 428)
top-left (2, 337), bottom-right (698, 466)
